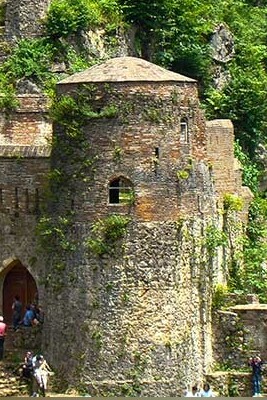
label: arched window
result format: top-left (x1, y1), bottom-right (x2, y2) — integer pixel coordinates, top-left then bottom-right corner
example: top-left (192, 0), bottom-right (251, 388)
top-left (180, 117), bottom-right (189, 144)
top-left (109, 177), bottom-right (134, 205)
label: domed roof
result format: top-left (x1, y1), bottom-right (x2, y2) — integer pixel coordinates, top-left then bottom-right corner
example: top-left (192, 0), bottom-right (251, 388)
top-left (58, 56), bottom-right (196, 84)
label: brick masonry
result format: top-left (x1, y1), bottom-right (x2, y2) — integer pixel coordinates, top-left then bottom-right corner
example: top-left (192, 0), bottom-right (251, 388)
top-left (0, 55), bottom-right (253, 396)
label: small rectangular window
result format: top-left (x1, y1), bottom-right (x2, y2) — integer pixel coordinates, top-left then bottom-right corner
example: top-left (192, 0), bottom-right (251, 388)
top-left (181, 122), bottom-right (189, 143)
top-left (180, 119), bottom-right (189, 144)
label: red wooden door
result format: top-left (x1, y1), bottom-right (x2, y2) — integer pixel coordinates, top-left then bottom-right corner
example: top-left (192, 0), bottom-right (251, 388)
top-left (3, 263), bottom-right (37, 324)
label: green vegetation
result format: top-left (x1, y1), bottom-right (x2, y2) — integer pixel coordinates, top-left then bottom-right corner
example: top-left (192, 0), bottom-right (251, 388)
top-left (206, 224), bottom-right (227, 257)
top-left (45, 0), bottom-right (101, 38)
top-left (212, 283), bottom-right (229, 310)
top-left (223, 194), bottom-right (244, 212)
top-left (85, 214), bottom-right (131, 256)
top-left (45, 0), bottom-right (123, 38)
top-left (0, 0), bottom-right (266, 300)
top-left (177, 170), bottom-right (189, 180)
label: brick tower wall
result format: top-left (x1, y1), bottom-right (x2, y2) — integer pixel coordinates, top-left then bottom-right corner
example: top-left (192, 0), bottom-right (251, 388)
top-left (40, 79), bottom-right (218, 395)
top-left (55, 81), bottom-right (215, 222)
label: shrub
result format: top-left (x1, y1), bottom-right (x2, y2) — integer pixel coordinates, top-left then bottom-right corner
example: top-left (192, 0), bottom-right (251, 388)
top-left (2, 39), bottom-right (54, 84)
top-left (212, 283), bottom-right (229, 310)
top-left (223, 193), bottom-right (244, 212)
top-left (85, 214), bottom-right (131, 255)
top-left (45, 0), bottom-right (101, 38)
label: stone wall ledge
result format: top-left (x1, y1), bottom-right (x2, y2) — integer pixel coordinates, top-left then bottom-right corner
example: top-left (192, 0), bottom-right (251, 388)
top-left (207, 371), bottom-right (251, 377)
top-left (0, 145), bottom-right (51, 157)
top-left (230, 304), bottom-right (267, 311)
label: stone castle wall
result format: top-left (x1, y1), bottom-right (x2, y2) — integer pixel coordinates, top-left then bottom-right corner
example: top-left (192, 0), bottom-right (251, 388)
top-left (42, 219), bottom-right (214, 396)
top-left (38, 77), bottom-right (247, 394)
top-left (5, 0), bottom-right (50, 41)
top-left (0, 52), bottom-right (252, 395)
top-left (206, 119), bottom-right (253, 218)
top-left (0, 152), bottom-right (50, 313)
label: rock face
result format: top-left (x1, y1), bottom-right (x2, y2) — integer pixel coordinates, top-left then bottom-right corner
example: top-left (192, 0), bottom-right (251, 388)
top-left (210, 24), bottom-right (235, 64)
top-left (210, 24), bottom-right (235, 89)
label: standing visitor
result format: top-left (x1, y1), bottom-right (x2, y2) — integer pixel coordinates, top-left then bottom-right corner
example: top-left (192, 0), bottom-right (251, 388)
top-left (248, 355), bottom-right (263, 397)
top-left (12, 295), bottom-right (22, 330)
top-left (22, 351), bottom-right (34, 395)
top-left (32, 354), bottom-right (53, 397)
top-left (0, 316), bottom-right (7, 360)
top-left (185, 385), bottom-right (201, 397)
top-left (200, 383), bottom-right (215, 397)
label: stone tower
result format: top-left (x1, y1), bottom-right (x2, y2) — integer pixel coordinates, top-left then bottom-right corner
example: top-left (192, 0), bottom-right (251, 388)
top-left (5, 0), bottom-right (50, 41)
top-left (38, 56), bottom-right (251, 395)
top-left (0, 51), bottom-right (251, 395)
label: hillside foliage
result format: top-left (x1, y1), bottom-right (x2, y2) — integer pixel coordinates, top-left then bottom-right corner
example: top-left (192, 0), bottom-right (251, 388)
top-left (1, 0), bottom-right (267, 299)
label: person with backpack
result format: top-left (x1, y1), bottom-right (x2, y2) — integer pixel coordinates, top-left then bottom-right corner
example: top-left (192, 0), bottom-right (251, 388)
top-left (22, 351), bottom-right (34, 395)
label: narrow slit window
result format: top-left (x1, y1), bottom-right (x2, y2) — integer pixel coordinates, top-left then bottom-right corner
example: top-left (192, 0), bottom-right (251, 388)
top-left (15, 187), bottom-right (19, 210)
top-left (35, 188), bottom-right (40, 214)
top-left (109, 177), bottom-right (134, 205)
top-left (0, 188), bottom-right (3, 205)
top-left (155, 147), bottom-right (159, 158)
top-left (25, 189), bottom-right (29, 212)
top-left (180, 118), bottom-right (189, 144)
top-left (71, 199), bottom-right (75, 211)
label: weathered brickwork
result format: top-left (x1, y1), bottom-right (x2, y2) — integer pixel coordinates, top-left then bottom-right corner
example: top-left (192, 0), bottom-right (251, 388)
top-left (32, 57), bottom-right (251, 395)
top-left (42, 219), bottom-right (214, 396)
top-left (207, 119), bottom-right (253, 217)
top-left (56, 81), bottom-right (213, 222)
top-left (0, 95), bottom-right (52, 146)
top-left (0, 56), bottom-right (252, 395)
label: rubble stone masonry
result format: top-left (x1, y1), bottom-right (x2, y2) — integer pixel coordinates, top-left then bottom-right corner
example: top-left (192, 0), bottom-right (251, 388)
top-left (0, 55), bottom-right (253, 395)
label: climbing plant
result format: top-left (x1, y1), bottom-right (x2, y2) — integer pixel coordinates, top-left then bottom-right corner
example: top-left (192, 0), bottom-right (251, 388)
top-left (85, 214), bottom-right (131, 256)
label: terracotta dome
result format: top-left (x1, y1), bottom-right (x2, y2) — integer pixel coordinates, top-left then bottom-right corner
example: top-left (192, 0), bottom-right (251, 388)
top-left (58, 56), bottom-right (196, 84)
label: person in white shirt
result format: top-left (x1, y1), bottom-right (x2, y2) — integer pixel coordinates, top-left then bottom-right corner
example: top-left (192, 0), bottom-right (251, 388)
top-left (32, 354), bottom-right (53, 396)
top-left (200, 383), bottom-right (215, 397)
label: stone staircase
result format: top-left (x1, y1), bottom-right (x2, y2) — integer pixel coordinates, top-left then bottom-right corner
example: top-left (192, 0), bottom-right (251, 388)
top-left (0, 360), bottom-right (28, 396)
top-left (0, 325), bottom-right (41, 396)
top-left (0, 326), bottom-right (81, 397)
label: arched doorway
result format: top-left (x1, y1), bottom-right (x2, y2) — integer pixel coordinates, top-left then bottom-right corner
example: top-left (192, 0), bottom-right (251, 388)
top-left (3, 261), bottom-right (37, 324)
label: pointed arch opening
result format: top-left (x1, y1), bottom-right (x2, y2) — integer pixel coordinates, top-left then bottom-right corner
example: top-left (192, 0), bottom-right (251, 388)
top-left (2, 261), bottom-right (38, 324)
top-left (109, 176), bottom-right (134, 205)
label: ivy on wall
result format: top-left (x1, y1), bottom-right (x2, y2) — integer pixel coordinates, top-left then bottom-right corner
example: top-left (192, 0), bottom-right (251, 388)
top-left (36, 85), bottom-right (125, 291)
top-left (85, 214), bottom-right (131, 256)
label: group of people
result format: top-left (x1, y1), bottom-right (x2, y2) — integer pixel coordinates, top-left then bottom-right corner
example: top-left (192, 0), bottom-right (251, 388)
top-left (184, 383), bottom-right (215, 397)
top-left (12, 295), bottom-right (44, 330)
top-left (22, 351), bottom-right (53, 397)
